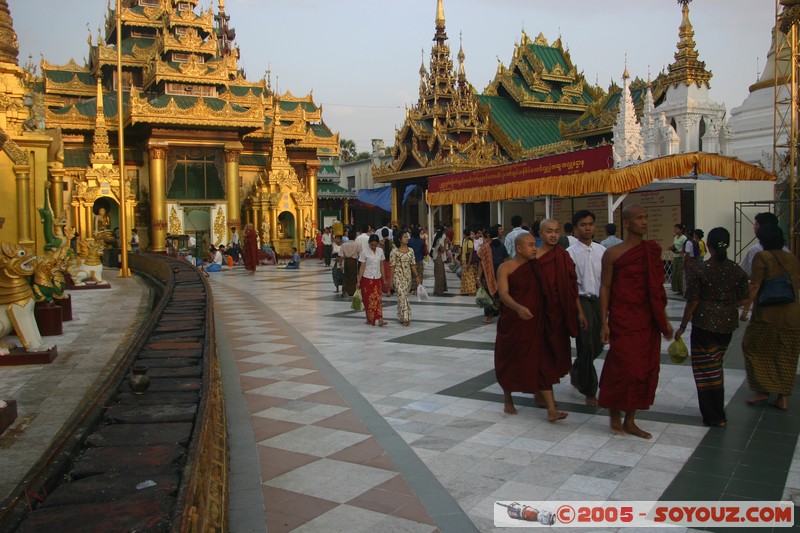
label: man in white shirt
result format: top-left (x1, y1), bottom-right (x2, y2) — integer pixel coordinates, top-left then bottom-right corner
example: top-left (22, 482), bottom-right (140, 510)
top-left (504, 215), bottom-right (527, 258)
top-left (567, 210), bottom-right (606, 406)
top-left (322, 227), bottom-right (333, 267)
top-left (376, 218), bottom-right (393, 243)
top-left (355, 224), bottom-right (372, 252)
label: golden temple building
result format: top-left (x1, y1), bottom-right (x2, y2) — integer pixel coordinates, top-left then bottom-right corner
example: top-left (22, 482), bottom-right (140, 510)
top-left (3, 0), bottom-right (339, 256)
top-left (374, 0), bottom-right (616, 233)
top-left (0, 0), bottom-right (53, 253)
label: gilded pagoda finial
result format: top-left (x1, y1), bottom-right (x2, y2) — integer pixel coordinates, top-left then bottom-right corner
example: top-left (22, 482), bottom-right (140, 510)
top-left (434, 0), bottom-right (447, 41)
top-left (666, 0), bottom-right (712, 88)
top-left (436, 0), bottom-right (445, 30)
top-left (623, 54), bottom-right (629, 80)
top-left (89, 76), bottom-right (114, 167)
top-left (457, 33), bottom-right (466, 78)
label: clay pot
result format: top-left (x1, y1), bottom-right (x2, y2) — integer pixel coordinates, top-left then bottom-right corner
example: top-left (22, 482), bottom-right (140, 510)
top-left (128, 365), bottom-right (150, 394)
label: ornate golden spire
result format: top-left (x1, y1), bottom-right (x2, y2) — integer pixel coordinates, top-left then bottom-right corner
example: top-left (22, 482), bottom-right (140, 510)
top-left (434, 0), bottom-right (447, 41)
top-left (0, 0), bottom-right (19, 66)
top-left (458, 33), bottom-right (466, 79)
top-left (666, 0), bottom-right (712, 88)
top-left (90, 76), bottom-right (115, 167)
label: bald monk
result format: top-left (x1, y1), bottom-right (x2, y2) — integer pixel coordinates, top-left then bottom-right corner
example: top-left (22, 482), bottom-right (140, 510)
top-left (495, 232), bottom-right (566, 421)
top-left (535, 219), bottom-right (586, 412)
top-left (599, 205), bottom-right (673, 439)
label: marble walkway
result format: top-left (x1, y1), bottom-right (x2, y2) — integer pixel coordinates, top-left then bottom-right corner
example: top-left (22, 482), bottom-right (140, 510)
top-left (210, 260), bottom-right (800, 533)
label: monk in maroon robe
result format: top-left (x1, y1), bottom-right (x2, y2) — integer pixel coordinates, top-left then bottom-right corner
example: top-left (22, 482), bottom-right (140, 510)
top-left (535, 220), bottom-right (583, 383)
top-left (495, 232), bottom-right (571, 421)
top-left (242, 223), bottom-right (259, 274)
top-left (599, 205), bottom-right (673, 439)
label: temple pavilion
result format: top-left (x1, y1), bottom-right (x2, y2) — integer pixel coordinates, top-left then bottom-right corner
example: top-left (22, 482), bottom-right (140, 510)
top-left (11, 0), bottom-right (340, 256)
top-left (379, 0), bottom-right (775, 253)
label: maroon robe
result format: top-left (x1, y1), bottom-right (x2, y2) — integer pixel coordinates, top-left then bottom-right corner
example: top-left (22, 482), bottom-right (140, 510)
top-left (535, 246), bottom-right (580, 380)
top-left (243, 228), bottom-right (259, 272)
top-left (494, 260), bottom-right (549, 392)
top-left (599, 240), bottom-right (670, 410)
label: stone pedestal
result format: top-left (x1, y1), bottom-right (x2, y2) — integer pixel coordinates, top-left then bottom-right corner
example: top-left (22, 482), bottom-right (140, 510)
top-left (0, 346), bottom-right (58, 366)
top-left (35, 301), bottom-right (63, 336)
top-left (56, 295), bottom-right (73, 321)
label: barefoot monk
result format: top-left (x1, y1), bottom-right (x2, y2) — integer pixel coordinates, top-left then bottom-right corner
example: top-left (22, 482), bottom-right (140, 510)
top-left (494, 232), bottom-right (572, 422)
top-left (599, 205), bottom-right (673, 439)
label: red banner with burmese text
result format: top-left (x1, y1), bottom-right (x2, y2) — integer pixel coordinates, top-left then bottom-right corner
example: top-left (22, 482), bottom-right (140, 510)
top-left (428, 145), bottom-right (613, 194)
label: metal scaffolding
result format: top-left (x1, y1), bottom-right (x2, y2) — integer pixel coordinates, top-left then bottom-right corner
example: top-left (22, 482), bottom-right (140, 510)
top-left (776, 0), bottom-right (800, 254)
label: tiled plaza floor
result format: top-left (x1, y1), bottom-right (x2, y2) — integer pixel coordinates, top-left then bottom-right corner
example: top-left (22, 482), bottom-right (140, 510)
top-left (211, 260), bottom-right (800, 533)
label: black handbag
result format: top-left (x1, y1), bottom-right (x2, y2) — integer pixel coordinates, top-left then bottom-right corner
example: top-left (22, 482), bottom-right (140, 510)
top-left (757, 252), bottom-right (796, 307)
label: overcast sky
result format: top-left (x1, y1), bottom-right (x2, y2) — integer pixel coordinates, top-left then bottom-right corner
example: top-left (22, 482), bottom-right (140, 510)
top-left (12, 0), bottom-right (775, 153)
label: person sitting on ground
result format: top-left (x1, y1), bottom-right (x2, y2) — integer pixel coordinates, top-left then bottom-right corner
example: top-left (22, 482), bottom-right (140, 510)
top-left (260, 242), bottom-right (276, 265)
top-left (285, 247), bottom-right (301, 269)
top-left (204, 246), bottom-right (223, 272)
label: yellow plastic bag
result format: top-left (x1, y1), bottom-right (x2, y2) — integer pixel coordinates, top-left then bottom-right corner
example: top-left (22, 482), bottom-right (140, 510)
top-left (351, 288), bottom-right (364, 312)
top-left (668, 337), bottom-right (688, 364)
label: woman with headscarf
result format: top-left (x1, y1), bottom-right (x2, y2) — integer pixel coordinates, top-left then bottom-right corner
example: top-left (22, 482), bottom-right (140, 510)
top-left (357, 234), bottom-right (388, 326)
top-left (431, 226), bottom-right (448, 296)
top-left (674, 228), bottom-right (749, 427)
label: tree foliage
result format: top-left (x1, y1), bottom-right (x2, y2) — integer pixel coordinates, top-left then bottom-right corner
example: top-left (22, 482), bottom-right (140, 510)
top-left (339, 138), bottom-right (358, 162)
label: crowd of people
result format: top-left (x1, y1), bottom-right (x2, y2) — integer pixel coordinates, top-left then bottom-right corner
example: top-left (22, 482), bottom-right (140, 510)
top-left (193, 209), bottom-right (798, 436)
top-left (490, 207), bottom-right (799, 439)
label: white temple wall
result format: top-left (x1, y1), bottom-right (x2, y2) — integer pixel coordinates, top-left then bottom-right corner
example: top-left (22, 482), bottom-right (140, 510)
top-left (694, 180), bottom-right (775, 236)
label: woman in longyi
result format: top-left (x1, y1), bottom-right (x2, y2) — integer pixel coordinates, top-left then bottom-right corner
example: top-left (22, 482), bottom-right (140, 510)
top-left (742, 224), bottom-right (800, 411)
top-left (357, 234), bottom-right (388, 327)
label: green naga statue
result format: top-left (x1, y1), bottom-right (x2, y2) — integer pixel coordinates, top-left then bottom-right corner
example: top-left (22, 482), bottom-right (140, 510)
top-left (39, 185), bottom-right (67, 251)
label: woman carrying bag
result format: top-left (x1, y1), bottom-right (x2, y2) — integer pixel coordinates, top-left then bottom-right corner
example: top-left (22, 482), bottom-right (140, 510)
top-left (742, 224), bottom-right (800, 411)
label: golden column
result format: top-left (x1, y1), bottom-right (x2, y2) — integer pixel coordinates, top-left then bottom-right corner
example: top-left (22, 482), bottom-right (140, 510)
top-left (295, 208), bottom-right (304, 250)
top-left (14, 163), bottom-right (33, 247)
top-left (343, 198), bottom-right (350, 226)
top-left (148, 143), bottom-right (168, 252)
top-left (269, 202), bottom-right (278, 244)
top-left (306, 163), bottom-right (320, 227)
top-left (48, 164), bottom-right (66, 220)
top-left (224, 142), bottom-right (243, 240)
top-left (452, 202), bottom-right (462, 242)
top-left (391, 186), bottom-right (399, 226)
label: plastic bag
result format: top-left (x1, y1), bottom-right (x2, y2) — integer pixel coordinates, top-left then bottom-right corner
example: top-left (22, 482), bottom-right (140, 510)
top-left (475, 286), bottom-right (495, 309)
top-left (416, 284), bottom-right (429, 301)
top-left (668, 337), bottom-right (688, 364)
top-left (351, 289), bottom-right (364, 312)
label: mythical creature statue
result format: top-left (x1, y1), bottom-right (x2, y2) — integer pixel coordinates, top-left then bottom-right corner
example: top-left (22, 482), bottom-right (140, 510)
top-left (32, 248), bottom-right (69, 303)
top-left (0, 242), bottom-right (54, 354)
top-left (69, 238), bottom-right (109, 286)
top-left (39, 186), bottom-right (68, 251)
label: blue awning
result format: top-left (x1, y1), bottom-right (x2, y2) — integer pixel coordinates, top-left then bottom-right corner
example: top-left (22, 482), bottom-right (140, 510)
top-left (357, 185), bottom-right (419, 212)
top-left (357, 187), bottom-right (392, 212)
